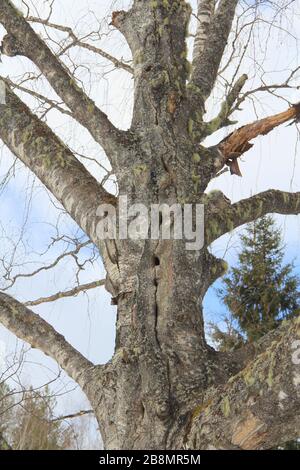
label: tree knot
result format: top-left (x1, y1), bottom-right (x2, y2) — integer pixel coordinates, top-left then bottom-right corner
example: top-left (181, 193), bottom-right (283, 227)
top-left (111, 10), bottom-right (127, 29)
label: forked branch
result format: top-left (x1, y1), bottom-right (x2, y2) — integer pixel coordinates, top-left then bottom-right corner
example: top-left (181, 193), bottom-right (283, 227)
top-left (0, 0), bottom-right (125, 161)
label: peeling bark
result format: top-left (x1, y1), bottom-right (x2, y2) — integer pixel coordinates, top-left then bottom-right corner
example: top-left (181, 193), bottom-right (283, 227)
top-left (193, 1), bottom-right (215, 62)
top-left (218, 103), bottom-right (300, 175)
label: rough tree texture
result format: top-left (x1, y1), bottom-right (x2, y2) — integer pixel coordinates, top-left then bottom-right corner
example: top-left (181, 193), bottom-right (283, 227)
top-left (0, 0), bottom-right (300, 449)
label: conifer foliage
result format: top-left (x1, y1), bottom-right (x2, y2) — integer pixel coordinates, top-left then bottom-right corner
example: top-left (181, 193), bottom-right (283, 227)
top-left (217, 216), bottom-right (300, 343)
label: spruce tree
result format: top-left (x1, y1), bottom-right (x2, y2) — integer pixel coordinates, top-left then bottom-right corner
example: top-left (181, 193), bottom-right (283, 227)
top-left (211, 215), bottom-right (300, 449)
top-left (217, 215), bottom-right (300, 343)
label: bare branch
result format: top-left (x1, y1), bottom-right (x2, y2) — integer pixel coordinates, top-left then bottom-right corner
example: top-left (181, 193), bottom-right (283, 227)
top-left (51, 409), bottom-right (94, 423)
top-left (233, 65), bottom-right (300, 112)
top-left (25, 279), bottom-right (105, 307)
top-left (192, 1), bottom-right (215, 62)
top-left (0, 75), bottom-right (73, 117)
top-left (3, 241), bottom-right (91, 290)
top-left (190, 0), bottom-right (239, 111)
top-left (206, 189), bottom-right (300, 245)
top-left (0, 292), bottom-right (95, 387)
top-left (26, 16), bottom-right (133, 74)
top-left (0, 0), bottom-right (126, 161)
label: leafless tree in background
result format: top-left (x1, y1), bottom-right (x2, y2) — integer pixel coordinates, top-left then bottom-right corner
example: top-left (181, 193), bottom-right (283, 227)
top-left (0, 348), bottom-right (85, 449)
top-left (0, 0), bottom-right (300, 449)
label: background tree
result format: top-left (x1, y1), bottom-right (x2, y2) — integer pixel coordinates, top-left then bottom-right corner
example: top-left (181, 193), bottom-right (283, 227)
top-left (0, 382), bottom-right (13, 450)
top-left (0, 350), bottom-right (91, 450)
top-left (0, 0), bottom-right (300, 449)
top-left (0, 381), bottom-right (80, 450)
top-left (209, 316), bottom-right (244, 352)
top-left (211, 216), bottom-right (300, 449)
top-left (213, 215), bottom-right (300, 345)
top-left (11, 386), bottom-right (74, 450)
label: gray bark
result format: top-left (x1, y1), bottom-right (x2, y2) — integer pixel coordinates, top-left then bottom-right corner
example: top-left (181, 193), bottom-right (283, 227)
top-left (0, 0), bottom-right (300, 449)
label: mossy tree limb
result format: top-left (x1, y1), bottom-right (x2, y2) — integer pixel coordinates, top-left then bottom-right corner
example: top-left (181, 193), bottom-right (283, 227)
top-left (206, 189), bottom-right (300, 245)
top-left (0, 292), bottom-right (96, 388)
top-left (0, 0), bottom-right (125, 163)
top-left (0, 82), bottom-right (116, 248)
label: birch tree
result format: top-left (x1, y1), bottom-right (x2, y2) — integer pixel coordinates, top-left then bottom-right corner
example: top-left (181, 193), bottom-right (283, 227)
top-left (0, 0), bottom-right (300, 449)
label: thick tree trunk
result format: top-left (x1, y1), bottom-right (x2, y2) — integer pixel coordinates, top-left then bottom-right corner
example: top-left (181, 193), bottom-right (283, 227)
top-left (90, 246), bottom-right (213, 450)
top-left (86, 262), bottom-right (300, 449)
top-left (84, 134), bottom-right (231, 449)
